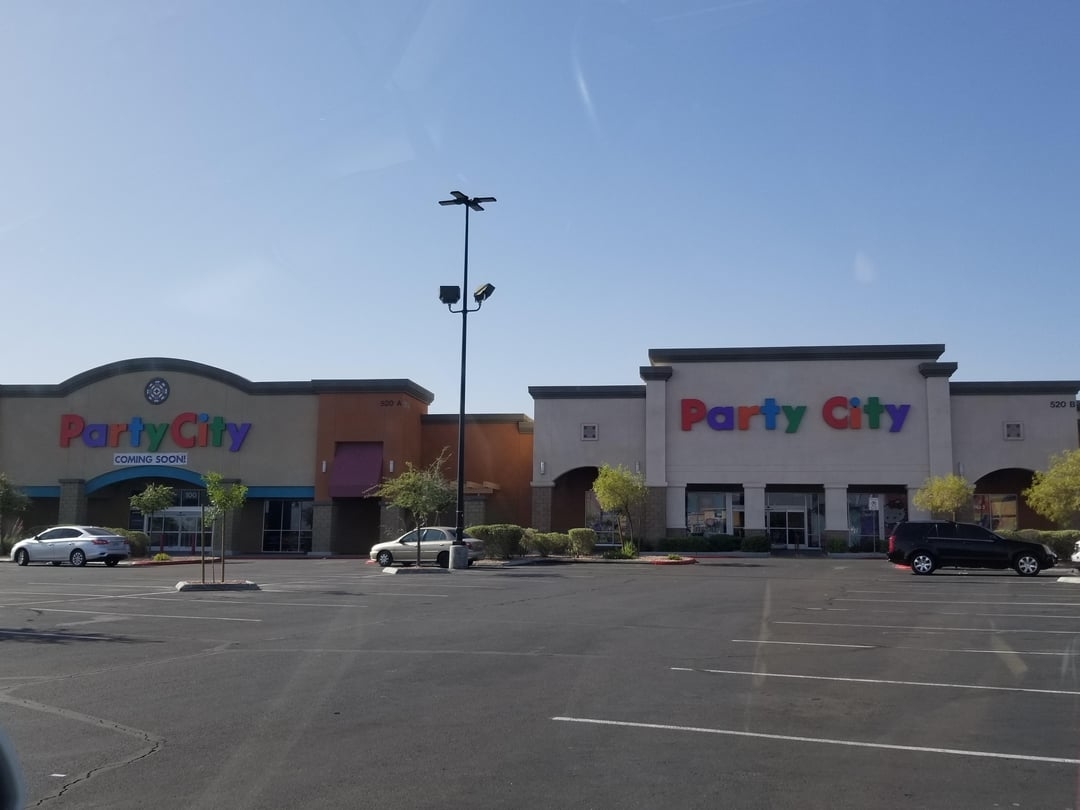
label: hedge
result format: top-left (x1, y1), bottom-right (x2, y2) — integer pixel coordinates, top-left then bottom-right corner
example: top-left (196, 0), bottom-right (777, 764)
top-left (656, 535), bottom-right (742, 553)
top-left (466, 524), bottom-right (525, 560)
top-left (525, 530), bottom-right (570, 557)
top-left (739, 535), bottom-right (771, 553)
top-left (108, 528), bottom-right (151, 558)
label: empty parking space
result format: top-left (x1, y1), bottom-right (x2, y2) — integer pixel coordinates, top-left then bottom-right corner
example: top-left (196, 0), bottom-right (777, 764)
top-left (2, 558), bottom-right (1080, 808)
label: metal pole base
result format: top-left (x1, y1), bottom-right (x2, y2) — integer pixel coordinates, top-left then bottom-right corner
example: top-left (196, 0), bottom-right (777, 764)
top-left (448, 545), bottom-right (470, 570)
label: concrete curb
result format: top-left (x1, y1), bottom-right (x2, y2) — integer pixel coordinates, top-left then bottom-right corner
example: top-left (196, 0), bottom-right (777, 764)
top-left (648, 557), bottom-right (698, 565)
top-left (175, 580), bottom-right (261, 591)
top-left (128, 558), bottom-right (220, 567)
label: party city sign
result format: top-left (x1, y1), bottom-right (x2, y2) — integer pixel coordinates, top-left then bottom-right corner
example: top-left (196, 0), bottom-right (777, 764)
top-left (60, 413), bottom-right (252, 452)
top-left (681, 396), bottom-right (911, 433)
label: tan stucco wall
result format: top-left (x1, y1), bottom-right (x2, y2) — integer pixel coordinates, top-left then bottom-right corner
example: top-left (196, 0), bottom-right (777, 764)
top-left (662, 358), bottom-right (933, 487)
top-left (951, 394), bottom-right (1080, 483)
top-left (1, 370), bottom-right (316, 487)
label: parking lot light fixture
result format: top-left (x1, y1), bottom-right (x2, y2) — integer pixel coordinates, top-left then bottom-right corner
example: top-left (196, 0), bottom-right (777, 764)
top-left (438, 191), bottom-right (496, 568)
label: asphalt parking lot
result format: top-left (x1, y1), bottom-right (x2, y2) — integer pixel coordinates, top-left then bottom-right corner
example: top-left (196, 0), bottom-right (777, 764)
top-left (2, 557), bottom-right (1080, 809)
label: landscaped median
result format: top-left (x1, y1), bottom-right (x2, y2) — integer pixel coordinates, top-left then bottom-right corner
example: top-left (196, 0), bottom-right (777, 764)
top-left (175, 580), bottom-right (260, 591)
top-left (648, 555), bottom-right (697, 565)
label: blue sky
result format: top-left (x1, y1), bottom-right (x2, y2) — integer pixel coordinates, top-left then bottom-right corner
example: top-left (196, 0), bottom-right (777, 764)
top-left (2, 1), bottom-right (1077, 416)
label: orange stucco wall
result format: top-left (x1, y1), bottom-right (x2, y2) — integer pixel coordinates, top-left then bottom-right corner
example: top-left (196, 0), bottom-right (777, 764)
top-left (421, 419), bottom-right (533, 527)
top-left (314, 392), bottom-right (430, 501)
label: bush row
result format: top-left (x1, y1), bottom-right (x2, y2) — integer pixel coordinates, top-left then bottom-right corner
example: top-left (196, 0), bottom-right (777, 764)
top-left (655, 534), bottom-right (771, 553)
top-left (465, 525), bottom-right (775, 558)
top-left (107, 528), bottom-right (151, 558)
top-left (465, 525), bottom-right (599, 559)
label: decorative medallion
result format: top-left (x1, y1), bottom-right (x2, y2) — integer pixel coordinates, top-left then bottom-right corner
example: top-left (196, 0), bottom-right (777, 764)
top-left (144, 377), bottom-right (170, 405)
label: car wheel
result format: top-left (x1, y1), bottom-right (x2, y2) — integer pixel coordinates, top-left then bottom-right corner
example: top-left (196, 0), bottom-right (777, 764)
top-left (467, 558), bottom-right (474, 567)
top-left (1014, 553), bottom-right (1041, 577)
top-left (14, 548), bottom-right (29, 566)
top-left (910, 552), bottom-right (935, 575)
top-left (105, 558), bottom-right (119, 567)
top-left (70, 549), bottom-right (87, 567)
top-left (436, 551), bottom-right (449, 569)
top-left (376, 550), bottom-right (393, 567)
top-left (51, 561), bottom-right (62, 567)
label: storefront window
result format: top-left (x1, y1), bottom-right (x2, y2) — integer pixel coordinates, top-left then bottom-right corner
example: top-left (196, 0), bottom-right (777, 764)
top-left (847, 492), bottom-right (907, 551)
top-left (263, 500), bottom-right (314, 553)
top-left (585, 491), bottom-right (620, 545)
top-left (973, 494), bottom-right (1017, 532)
top-left (686, 489), bottom-right (743, 537)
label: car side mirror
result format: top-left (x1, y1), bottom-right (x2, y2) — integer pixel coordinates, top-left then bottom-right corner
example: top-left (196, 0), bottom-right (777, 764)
top-left (0, 730), bottom-right (25, 810)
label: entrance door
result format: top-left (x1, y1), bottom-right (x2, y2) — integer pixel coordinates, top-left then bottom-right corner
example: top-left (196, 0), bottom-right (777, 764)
top-left (146, 508), bottom-right (212, 554)
top-left (767, 509), bottom-right (807, 548)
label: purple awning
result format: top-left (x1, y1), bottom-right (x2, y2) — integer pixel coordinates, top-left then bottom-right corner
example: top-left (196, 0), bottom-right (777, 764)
top-left (328, 442), bottom-right (383, 498)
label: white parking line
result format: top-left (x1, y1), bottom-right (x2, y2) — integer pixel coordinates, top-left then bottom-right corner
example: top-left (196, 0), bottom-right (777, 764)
top-left (26, 608), bottom-right (261, 622)
top-left (731, 639), bottom-right (873, 649)
top-left (775, 620), bottom-right (1078, 635)
top-left (733, 638), bottom-right (1080, 657)
top-left (26, 582), bottom-right (177, 589)
top-left (670, 666), bottom-right (1080, 696)
top-left (937, 611), bottom-right (1080, 620)
top-left (130, 596), bottom-right (365, 609)
top-left (257, 589), bottom-right (447, 598)
top-left (552, 717), bottom-right (1080, 765)
top-left (0, 590), bottom-right (185, 607)
top-left (837, 598), bottom-right (1080, 607)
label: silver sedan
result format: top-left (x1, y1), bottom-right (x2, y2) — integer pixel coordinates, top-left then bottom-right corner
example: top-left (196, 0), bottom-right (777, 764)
top-left (10, 526), bottom-right (130, 567)
top-left (369, 527), bottom-right (484, 568)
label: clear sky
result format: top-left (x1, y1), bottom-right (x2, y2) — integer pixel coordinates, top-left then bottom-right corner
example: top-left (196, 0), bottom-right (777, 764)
top-left (2, 1), bottom-right (1077, 416)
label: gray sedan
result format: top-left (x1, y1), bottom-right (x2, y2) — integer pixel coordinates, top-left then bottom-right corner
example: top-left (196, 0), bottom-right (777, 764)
top-left (10, 525), bottom-right (130, 567)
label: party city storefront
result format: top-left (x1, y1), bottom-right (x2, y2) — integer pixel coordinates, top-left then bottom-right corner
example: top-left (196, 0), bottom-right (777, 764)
top-left (529, 345), bottom-right (1080, 550)
top-left (0, 359), bottom-right (533, 556)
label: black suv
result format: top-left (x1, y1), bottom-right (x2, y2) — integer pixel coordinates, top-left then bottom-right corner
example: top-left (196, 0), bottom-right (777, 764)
top-left (886, 521), bottom-right (1058, 576)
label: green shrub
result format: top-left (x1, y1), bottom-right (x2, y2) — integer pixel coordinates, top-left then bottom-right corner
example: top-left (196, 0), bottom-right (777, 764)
top-left (740, 535), bottom-right (771, 553)
top-left (825, 536), bottom-right (850, 553)
top-left (152, 552), bottom-right (171, 562)
top-left (568, 528), bottom-right (597, 557)
top-left (108, 528), bottom-right (151, 558)
top-left (656, 534), bottom-right (742, 553)
top-left (525, 530), bottom-right (571, 557)
top-left (467, 524), bottom-right (524, 560)
top-left (602, 546), bottom-right (637, 560)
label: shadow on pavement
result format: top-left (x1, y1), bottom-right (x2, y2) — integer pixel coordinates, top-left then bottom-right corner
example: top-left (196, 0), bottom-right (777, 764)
top-left (0, 627), bottom-right (150, 645)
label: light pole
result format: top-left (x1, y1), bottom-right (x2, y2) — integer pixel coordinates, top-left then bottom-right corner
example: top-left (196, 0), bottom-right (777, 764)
top-left (438, 191), bottom-right (496, 570)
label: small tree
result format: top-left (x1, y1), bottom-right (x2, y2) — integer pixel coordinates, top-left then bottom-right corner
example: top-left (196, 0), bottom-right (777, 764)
top-left (591, 463), bottom-right (647, 554)
top-left (203, 472), bottom-right (248, 582)
top-left (371, 450), bottom-right (454, 566)
top-left (912, 474), bottom-right (974, 521)
top-left (129, 483), bottom-right (176, 556)
top-left (1024, 449), bottom-right (1080, 528)
top-left (0, 473), bottom-right (30, 542)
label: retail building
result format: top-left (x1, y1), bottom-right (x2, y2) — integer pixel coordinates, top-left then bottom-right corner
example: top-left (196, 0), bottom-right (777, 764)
top-left (530, 345), bottom-right (1080, 548)
top-left (2, 346), bottom-right (1077, 555)
top-left (0, 359), bottom-right (532, 555)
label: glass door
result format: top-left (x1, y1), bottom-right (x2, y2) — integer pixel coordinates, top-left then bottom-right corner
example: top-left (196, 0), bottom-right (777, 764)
top-left (767, 509), bottom-right (807, 549)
